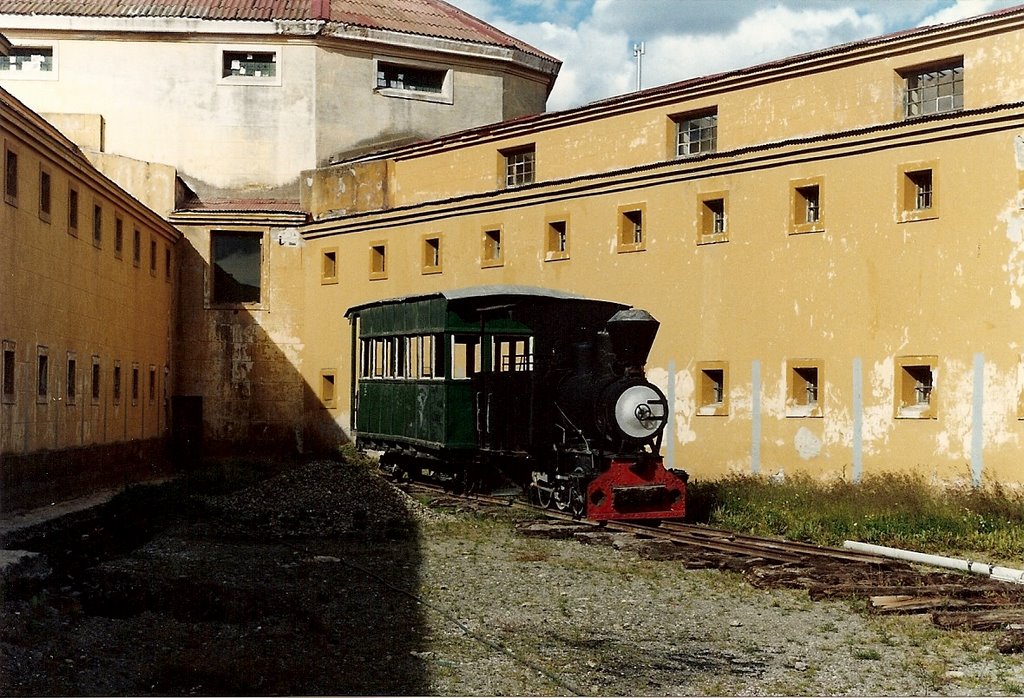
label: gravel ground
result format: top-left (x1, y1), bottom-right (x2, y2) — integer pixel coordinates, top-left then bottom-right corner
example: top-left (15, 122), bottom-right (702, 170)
top-left (2, 459), bottom-right (1024, 696)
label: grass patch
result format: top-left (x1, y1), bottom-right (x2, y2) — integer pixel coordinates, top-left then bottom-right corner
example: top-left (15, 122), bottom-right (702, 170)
top-left (687, 472), bottom-right (1024, 563)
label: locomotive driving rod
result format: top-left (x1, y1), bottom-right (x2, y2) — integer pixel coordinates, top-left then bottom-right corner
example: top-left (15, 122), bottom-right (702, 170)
top-left (843, 540), bottom-right (1024, 584)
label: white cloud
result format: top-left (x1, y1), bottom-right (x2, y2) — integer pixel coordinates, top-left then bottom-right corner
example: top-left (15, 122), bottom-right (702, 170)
top-left (464, 0), bottom-right (1017, 110)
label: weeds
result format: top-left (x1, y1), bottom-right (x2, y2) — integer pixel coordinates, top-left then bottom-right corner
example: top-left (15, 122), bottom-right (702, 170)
top-left (687, 472), bottom-right (1024, 563)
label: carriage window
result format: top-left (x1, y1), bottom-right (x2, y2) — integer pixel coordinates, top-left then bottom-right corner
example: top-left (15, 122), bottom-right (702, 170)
top-left (493, 337), bottom-right (534, 372)
top-left (392, 337), bottom-right (408, 378)
top-left (452, 336), bottom-right (481, 380)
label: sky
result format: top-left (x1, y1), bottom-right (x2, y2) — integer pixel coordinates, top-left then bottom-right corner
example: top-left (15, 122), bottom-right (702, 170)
top-left (455, 0), bottom-right (1018, 111)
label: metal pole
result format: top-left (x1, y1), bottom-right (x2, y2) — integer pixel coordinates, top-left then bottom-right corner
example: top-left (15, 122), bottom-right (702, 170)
top-left (633, 42), bottom-right (645, 91)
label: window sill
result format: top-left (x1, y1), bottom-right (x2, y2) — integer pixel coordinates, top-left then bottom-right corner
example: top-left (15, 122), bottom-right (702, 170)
top-left (368, 273), bottom-right (388, 281)
top-left (321, 277), bottom-right (339, 285)
top-left (697, 233), bottom-right (728, 246)
top-left (421, 266), bottom-right (443, 275)
top-left (896, 405), bottom-right (935, 419)
top-left (789, 224), bottom-right (824, 236)
top-left (544, 251), bottom-right (569, 262)
top-left (617, 243), bottom-right (646, 254)
top-left (697, 404), bottom-right (727, 416)
top-left (898, 209), bottom-right (938, 224)
top-left (374, 87), bottom-right (453, 105)
top-left (481, 259), bottom-right (504, 269)
top-left (786, 405), bottom-right (822, 418)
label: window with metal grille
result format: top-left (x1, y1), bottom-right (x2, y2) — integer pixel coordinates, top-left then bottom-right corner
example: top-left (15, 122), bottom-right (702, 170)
top-left (546, 219), bottom-right (569, 261)
top-left (675, 109), bottom-right (717, 157)
top-left (376, 61), bottom-right (444, 93)
top-left (787, 360), bottom-right (823, 418)
top-left (699, 195), bottom-right (728, 243)
top-left (903, 61), bottom-right (963, 118)
top-left (618, 206), bottom-right (646, 253)
top-left (697, 362), bottom-right (728, 416)
top-left (502, 146), bottom-right (535, 188)
top-left (0, 47), bottom-right (53, 73)
top-left (482, 228), bottom-right (502, 267)
top-left (909, 170), bottom-right (932, 210)
top-left (222, 51), bottom-right (276, 79)
top-left (896, 356), bottom-right (937, 418)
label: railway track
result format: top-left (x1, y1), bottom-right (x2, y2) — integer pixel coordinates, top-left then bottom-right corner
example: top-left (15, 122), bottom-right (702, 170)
top-left (405, 482), bottom-right (891, 567)
top-left (405, 481), bottom-right (1024, 635)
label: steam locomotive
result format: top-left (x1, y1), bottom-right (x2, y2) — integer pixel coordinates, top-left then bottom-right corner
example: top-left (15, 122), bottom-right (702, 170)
top-left (344, 286), bottom-right (687, 521)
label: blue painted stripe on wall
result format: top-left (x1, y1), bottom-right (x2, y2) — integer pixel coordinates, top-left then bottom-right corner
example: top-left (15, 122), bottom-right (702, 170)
top-left (972, 352), bottom-right (984, 487)
top-left (751, 360), bottom-right (761, 475)
top-left (853, 358), bottom-right (863, 483)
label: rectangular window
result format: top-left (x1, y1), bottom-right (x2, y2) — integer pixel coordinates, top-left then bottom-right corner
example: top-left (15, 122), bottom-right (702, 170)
top-left (36, 347), bottom-right (48, 403)
top-left (451, 336), bottom-right (481, 380)
top-left (698, 193), bottom-right (728, 244)
top-left (376, 60), bottom-right (446, 93)
top-left (898, 162), bottom-right (939, 223)
top-left (790, 177), bottom-right (825, 235)
top-left (113, 217), bottom-right (123, 258)
top-left (93, 204), bottom-right (103, 247)
top-left (482, 228), bottom-right (503, 268)
top-left (165, 246), bottom-right (172, 281)
top-left (422, 235), bottom-right (442, 274)
top-left (697, 361), bottom-right (728, 416)
top-left (321, 370), bottom-right (337, 408)
top-left (502, 145), bottom-right (535, 188)
top-left (902, 59), bottom-right (963, 118)
top-left (132, 228), bottom-right (141, 266)
top-left (618, 206), bottom-right (646, 253)
top-left (68, 186), bottom-right (79, 235)
top-left (674, 108), bottom-right (718, 157)
top-left (131, 364), bottom-right (139, 405)
top-left (0, 46), bottom-right (53, 74)
top-left (2, 340), bottom-right (15, 404)
top-left (546, 219), bottom-right (569, 261)
top-left (212, 231), bottom-right (262, 303)
top-left (113, 361), bottom-right (122, 405)
top-left (91, 356), bottom-right (101, 404)
top-left (369, 242), bottom-right (388, 280)
top-left (493, 336), bottom-right (534, 372)
top-left (222, 50), bottom-right (276, 80)
top-left (148, 366), bottom-right (156, 403)
top-left (38, 167), bottom-right (51, 221)
top-left (321, 247), bottom-right (338, 284)
top-left (149, 238), bottom-right (157, 275)
top-left (66, 354), bottom-right (77, 405)
top-left (5, 146), bottom-right (18, 206)
top-left (896, 356), bottom-right (937, 419)
top-left (787, 360), bottom-right (823, 418)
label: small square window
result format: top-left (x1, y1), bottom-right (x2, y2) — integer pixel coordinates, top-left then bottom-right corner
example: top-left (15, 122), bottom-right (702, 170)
top-left (790, 178), bottom-right (824, 235)
top-left (501, 145), bottom-right (535, 188)
top-left (369, 242), bottom-right (388, 280)
top-left (5, 146), bottom-right (18, 206)
top-left (698, 192), bottom-right (728, 244)
top-left (482, 228), bottom-right (503, 268)
top-left (2, 340), bottom-right (16, 404)
top-left (422, 235), bottom-right (442, 274)
top-left (787, 360), bottom-right (823, 418)
top-left (673, 108), bottom-right (717, 158)
top-left (68, 186), bottom-right (79, 235)
top-left (898, 162), bottom-right (939, 223)
top-left (321, 370), bottom-right (337, 408)
top-left (901, 59), bottom-right (963, 118)
top-left (895, 356), bottom-right (937, 419)
top-left (697, 362), bottom-right (728, 416)
top-left (321, 247), bottom-right (338, 284)
top-left (545, 219), bottom-right (569, 261)
top-left (93, 203), bottom-right (103, 247)
top-left (38, 167), bottom-right (51, 221)
top-left (617, 206), bottom-right (646, 253)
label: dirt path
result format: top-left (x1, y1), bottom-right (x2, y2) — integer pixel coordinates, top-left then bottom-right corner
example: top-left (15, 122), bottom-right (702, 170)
top-left (2, 460), bottom-right (1023, 696)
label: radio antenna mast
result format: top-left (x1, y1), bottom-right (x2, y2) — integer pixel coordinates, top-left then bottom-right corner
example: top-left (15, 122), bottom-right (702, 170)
top-left (633, 42), bottom-right (646, 91)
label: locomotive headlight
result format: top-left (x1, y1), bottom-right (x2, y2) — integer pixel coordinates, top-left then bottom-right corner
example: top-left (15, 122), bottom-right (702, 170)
top-left (613, 383), bottom-right (668, 440)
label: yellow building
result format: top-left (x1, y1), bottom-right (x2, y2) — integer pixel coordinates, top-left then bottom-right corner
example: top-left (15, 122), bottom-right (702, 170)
top-left (299, 6), bottom-right (1024, 486)
top-left (0, 82), bottom-right (181, 509)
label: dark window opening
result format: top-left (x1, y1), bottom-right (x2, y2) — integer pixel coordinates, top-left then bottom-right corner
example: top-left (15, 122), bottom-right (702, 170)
top-left (212, 231), bottom-right (262, 303)
top-left (376, 61), bottom-right (445, 93)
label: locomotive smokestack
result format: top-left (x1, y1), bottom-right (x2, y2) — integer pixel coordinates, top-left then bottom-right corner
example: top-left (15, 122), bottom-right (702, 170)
top-left (605, 309), bottom-right (659, 368)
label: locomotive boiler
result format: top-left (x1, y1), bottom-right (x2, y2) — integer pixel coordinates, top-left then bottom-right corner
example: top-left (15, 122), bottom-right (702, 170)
top-left (345, 285), bottom-right (687, 521)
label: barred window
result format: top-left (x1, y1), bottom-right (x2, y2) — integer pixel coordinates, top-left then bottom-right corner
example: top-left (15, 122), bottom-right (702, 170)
top-left (675, 109), bottom-right (717, 157)
top-left (903, 61), bottom-right (963, 118)
top-left (376, 61), bottom-right (445, 94)
top-left (0, 47), bottom-right (53, 73)
top-left (222, 51), bottom-right (276, 79)
top-left (502, 145), bottom-right (535, 188)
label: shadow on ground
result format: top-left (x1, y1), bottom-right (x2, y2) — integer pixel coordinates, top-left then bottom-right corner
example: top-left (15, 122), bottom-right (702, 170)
top-left (0, 458), bottom-right (427, 696)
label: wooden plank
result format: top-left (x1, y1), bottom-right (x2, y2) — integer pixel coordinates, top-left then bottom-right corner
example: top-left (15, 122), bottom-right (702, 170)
top-left (933, 610), bottom-right (1024, 631)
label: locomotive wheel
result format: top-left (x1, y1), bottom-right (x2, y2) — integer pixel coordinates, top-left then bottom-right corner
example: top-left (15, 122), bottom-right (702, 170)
top-left (535, 482), bottom-right (553, 509)
top-left (568, 484), bottom-right (585, 518)
top-left (552, 483), bottom-right (572, 512)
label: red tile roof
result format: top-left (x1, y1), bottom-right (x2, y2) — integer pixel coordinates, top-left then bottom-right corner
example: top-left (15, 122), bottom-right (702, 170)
top-left (0, 0), bottom-right (556, 61)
